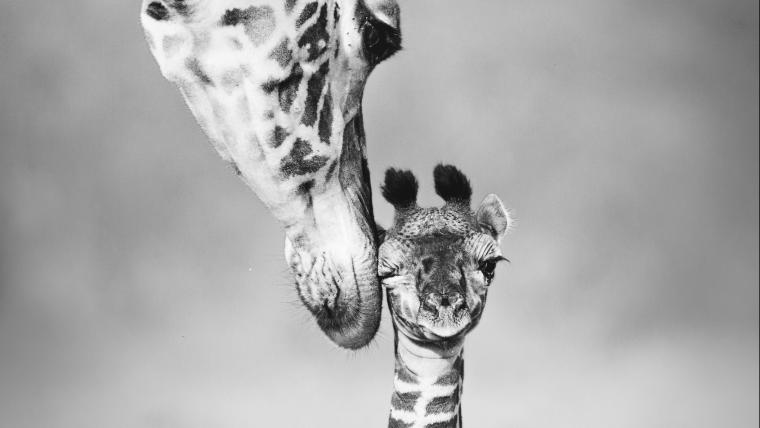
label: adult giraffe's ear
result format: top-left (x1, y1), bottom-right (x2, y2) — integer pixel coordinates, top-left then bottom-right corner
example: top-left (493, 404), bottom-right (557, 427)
top-left (476, 194), bottom-right (513, 242)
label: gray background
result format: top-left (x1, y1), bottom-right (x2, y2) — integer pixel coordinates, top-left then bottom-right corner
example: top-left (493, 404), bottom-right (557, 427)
top-left (1, 1), bottom-right (757, 427)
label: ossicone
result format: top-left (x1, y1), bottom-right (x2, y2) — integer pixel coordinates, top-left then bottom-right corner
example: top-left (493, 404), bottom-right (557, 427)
top-left (382, 168), bottom-right (418, 209)
top-left (433, 164), bottom-right (472, 205)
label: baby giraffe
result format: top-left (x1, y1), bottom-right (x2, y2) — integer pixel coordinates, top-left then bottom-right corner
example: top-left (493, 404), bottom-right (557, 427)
top-left (378, 165), bottom-right (512, 428)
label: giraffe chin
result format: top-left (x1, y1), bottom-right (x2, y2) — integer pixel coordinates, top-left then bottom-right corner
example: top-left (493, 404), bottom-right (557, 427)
top-left (416, 309), bottom-right (472, 340)
top-left (306, 267), bottom-right (382, 349)
top-left (287, 242), bottom-right (382, 349)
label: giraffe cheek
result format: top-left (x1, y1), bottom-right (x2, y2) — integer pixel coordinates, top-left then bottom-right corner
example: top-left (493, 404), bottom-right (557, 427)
top-left (395, 293), bottom-right (419, 321)
top-left (401, 301), bottom-right (416, 321)
top-left (466, 273), bottom-right (487, 300)
top-left (330, 61), bottom-right (368, 121)
top-left (465, 286), bottom-right (481, 311)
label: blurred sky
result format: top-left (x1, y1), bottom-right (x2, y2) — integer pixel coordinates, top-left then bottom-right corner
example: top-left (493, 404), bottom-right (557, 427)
top-left (0, 1), bottom-right (757, 427)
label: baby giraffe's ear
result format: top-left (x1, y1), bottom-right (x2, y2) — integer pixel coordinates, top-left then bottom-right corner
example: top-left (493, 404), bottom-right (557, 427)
top-left (475, 194), bottom-right (512, 241)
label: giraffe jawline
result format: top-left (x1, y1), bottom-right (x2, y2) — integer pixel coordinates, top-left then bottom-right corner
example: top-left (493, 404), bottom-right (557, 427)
top-left (416, 308), bottom-right (472, 340)
top-left (290, 250), bottom-right (382, 349)
top-left (311, 272), bottom-right (382, 349)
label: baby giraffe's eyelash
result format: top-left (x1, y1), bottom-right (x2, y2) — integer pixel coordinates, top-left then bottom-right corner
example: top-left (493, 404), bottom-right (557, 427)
top-left (478, 256), bottom-right (509, 282)
top-left (475, 253), bottom-right (508, 267)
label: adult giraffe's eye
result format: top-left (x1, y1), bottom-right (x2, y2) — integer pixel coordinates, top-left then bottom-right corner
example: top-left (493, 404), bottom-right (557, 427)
top-left (361, 18), bottom-right (401, 65)
top-left (363, 20), bottom-right (380, 48)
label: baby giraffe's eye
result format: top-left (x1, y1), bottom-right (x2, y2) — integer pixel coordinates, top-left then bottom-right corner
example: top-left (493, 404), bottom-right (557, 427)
top-left (479, 257), bottom-right (507, 283)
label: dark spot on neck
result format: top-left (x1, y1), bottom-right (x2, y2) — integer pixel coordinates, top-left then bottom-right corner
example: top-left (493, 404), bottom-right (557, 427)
top-left (424, 416), bottom-right (459, 428)
top-left (395, 361), bottom-right (417, 383)
top-left (146, 2), bottom-right (169, 20)
top-left (185, 58), bottom-right (212, 85)
top-left (270, 126), bottom-right (287, 148)
top-left (278, 64), bottom-right (303, 112)
top-left (221, 8), bottom-right (246, 25)
top-left (298, 179), bottom-right (315, 194)
top-left (285, 0), bottom-right (297, 14)
top-left (169, 0), bottom-right (190, 17)
top-left (425, 388), bottom-right (460, 415)
top-left (388, 418), bottom-right (413, 428)
top-left (220, 6), bottom-right (275, 45)
top-left (280, 139), bottom-right (329, 177)
top-left (261, 79), bottom-right (278, 94)
top-left (296, 2), bottom-right (318, 28)
top-left (333, 4), bottom-right (341, 27)
top-left (317, 90), bottom-right (333, 144)
top-left (454, 354), bottom-right (464, 373)
top-left (434, 369), bottom-right (460, 386)
top-left (390, 391), bottom-right (420, 412)
top-left (302, 62), bottom-right (329, 127)
top-left (269, 37), bottom-right (293, 68)
top-left (324, 159), bottom-right (338, 183)
top-left (297, 3), bottom-right (330, 62)
top-left (297, 179), bottom-right (315, 208)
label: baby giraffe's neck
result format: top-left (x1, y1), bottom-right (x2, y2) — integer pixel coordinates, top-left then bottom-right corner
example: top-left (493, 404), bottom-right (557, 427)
top-left (388, 333), bottom-right (464, 428)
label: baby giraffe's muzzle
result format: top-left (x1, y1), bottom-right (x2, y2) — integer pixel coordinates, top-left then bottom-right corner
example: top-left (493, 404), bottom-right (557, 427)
top-left (422, 290), bottom-right (465, 313)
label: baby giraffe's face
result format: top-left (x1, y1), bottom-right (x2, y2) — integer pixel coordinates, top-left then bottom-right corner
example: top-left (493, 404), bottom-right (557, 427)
top-left (381, 230), bottom-right (506, 341)
top-left (378, 165), bottom-right (512, 343)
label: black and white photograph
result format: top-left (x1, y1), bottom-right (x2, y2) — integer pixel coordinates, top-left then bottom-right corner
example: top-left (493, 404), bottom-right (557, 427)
top-left (0, 1), bottom-right (757, 427)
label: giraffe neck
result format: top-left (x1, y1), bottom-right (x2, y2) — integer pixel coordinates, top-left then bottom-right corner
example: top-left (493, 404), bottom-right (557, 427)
top-left (388, 333), bottom-right (464, 428)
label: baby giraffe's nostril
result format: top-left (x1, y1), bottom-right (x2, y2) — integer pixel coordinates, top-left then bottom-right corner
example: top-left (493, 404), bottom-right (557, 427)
top-left (423, 291), bottom-right (464, 311)
top-left (423, 292), bottom-right (439, 311)
top-left (447, 292), bottom-right (464, 310)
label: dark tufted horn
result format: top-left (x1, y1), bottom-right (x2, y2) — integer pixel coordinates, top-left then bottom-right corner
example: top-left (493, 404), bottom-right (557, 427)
top-left (433, 164), bottom-right (472, 206)
top-left (381, 168), bottom-right (418, 210)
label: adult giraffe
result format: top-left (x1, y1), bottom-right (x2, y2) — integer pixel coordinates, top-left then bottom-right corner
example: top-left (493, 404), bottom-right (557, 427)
top-left (139, 0), bottom-right (402, 348)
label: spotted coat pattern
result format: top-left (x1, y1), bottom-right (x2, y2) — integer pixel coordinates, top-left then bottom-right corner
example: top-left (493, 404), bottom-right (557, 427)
top-left (139, 0), bottom-right (400, 214)
top-left (140, 0), bottom-right (404, 355)
top-left (388, 350), bottom-right (464, 428)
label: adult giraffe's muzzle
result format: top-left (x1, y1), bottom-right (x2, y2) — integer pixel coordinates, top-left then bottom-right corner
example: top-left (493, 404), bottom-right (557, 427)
top-left (283, 113), bottom-right (381, 349)
top-left (286, 239), bottom-right (381, 349)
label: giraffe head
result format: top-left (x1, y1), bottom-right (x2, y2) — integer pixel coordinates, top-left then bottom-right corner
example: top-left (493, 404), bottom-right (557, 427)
top-left (140, 0), bottom-right (402, 348)
top-left (378, 165), bottom-right (512, 343)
